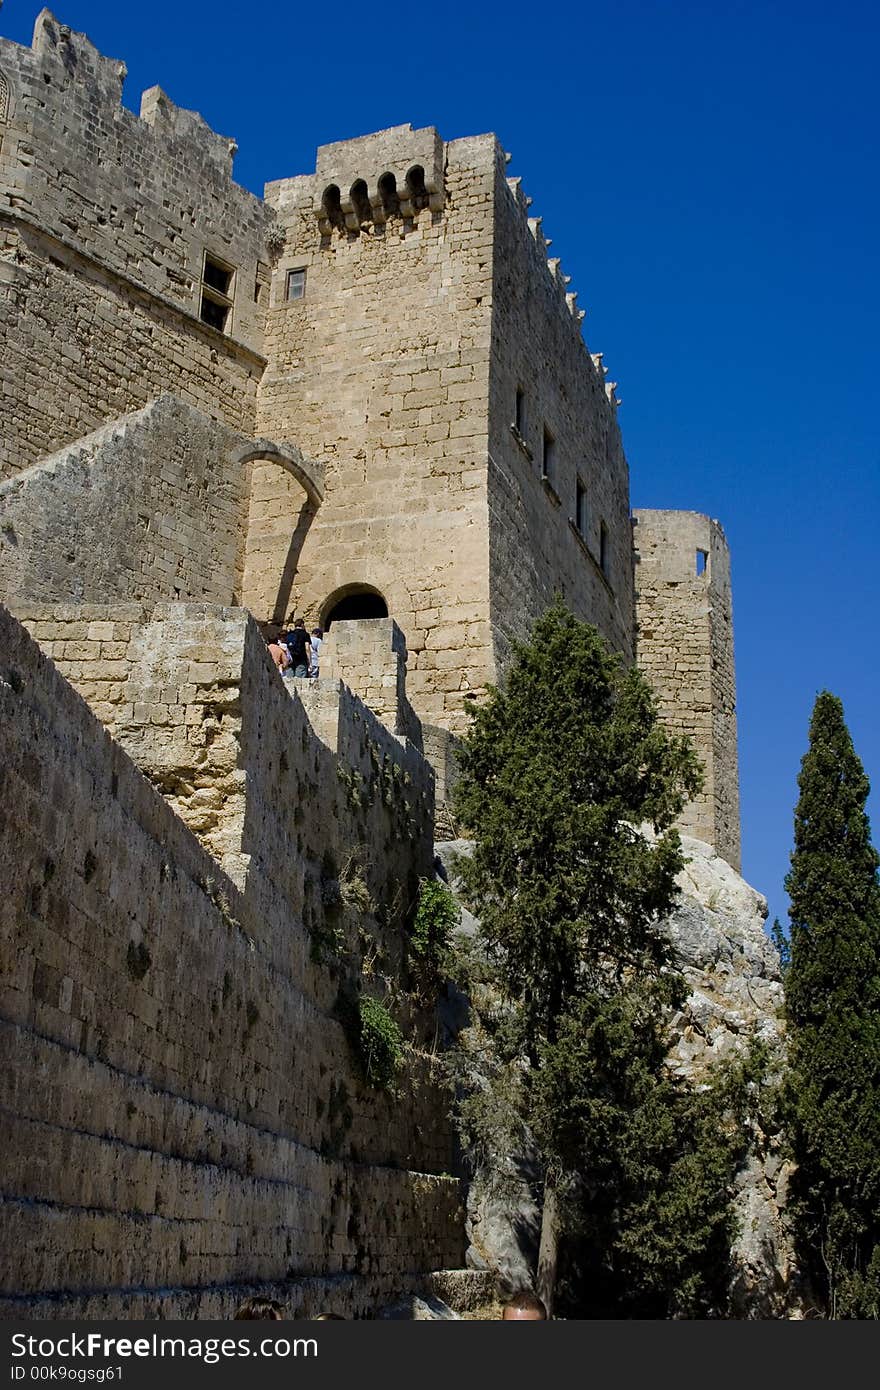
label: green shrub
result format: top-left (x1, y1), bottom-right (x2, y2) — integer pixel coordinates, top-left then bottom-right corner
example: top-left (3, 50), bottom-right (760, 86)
top-left (411, 877), bottom-right (459, 973)
top-left (358, 995), bottom-right (404, 1091)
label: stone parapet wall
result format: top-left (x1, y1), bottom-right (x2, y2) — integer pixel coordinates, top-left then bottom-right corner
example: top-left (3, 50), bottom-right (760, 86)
top-left (632, 509), bottom-right (741, 869)
top-left (422, 723), bottom-right (464, 838)
top-left (0, 605), bottom-right (461, 1314)
top-left (0, 398), bottom-right (249, 607)
top-left (0, 13), bottom-right (268, 477)
top-left (11, 605), bottom-right (436, 985)
top-left (321, 617), bottom-right (422, 749)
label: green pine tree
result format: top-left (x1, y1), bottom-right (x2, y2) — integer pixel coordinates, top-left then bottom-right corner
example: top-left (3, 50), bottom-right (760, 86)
top-left (784, 691), bottom-right (880, 1318)
top-left (452, 602), bottom-right (753, 1316)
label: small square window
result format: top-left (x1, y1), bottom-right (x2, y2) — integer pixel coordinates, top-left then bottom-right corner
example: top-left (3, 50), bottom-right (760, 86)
top-left (542, 427), bottom-right (555, 482)
top-left (576, 479), bottom-right (587, 536)
top-left (286, 268), bottom-right (307, 301)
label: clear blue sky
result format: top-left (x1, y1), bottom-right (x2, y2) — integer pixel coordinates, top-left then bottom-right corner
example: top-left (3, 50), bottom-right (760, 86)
top-left (3, 0), bottom-right (878, 929)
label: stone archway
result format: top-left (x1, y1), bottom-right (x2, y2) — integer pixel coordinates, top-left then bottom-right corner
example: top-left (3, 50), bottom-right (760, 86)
top-left (234, 441), bottom-right (324, 624)
top-left (321, 583), bottom-right (389, 629)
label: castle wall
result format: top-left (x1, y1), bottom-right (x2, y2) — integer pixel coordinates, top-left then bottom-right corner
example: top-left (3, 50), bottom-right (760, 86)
top-left (0, 397), bottom-right (249, 606)
top-left (0, 604), bottom-right (462, 1316)
top-left (257, 128), bottom-right (496, 732)
top-left (486, 158), bottom-right (635, 667)
top-left (632, 509), bottom-right (741, 868)
top-left (12, 605), bottom-right (437, 948)
top-left (0, 12), bottom-right (268, 480)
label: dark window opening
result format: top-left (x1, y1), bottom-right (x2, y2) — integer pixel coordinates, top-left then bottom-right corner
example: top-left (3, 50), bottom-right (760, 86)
top-left (696, 549), bottom-right (708, 577)
top-left (202, 256), bottom-right (233, 295)
top-left (576, 479), bottom-right (587, 536)
top-left (514, 387), bottom-right (525, 434)
top-left (378, 171), bottom-right (399, 217)
top-left (324, 590), bottom-right (389, 628)
top-left (405, 164), bottom-right (429, 212)
top-left (200, 294), bottom-right (229, 331)
top-left (350, 179), bottom-right (372, 225)
top-left (200, 252), bottom-right (235, 334)
top-left (542, 427), bottom-right (555, 482)
top-left (321, 184), bottom-right (345, 233)
top-left (600, 521), bottom-right (610, 578)
top-left (286, 268), bottom-right (307, 301)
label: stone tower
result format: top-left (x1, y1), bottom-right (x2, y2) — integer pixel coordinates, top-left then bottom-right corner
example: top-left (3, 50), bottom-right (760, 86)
top-left (632, 510), bottom-right (741, 869)
top-left (256, 125), bottom-right (633, 734)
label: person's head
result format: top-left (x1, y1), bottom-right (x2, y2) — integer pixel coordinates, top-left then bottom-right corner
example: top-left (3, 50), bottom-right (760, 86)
top-left (294, 617), bottom-right (306, 629)
top-left (500, 1290), bottom-right (547, 1321)
top-left (233, 1296), bottom-right (284, 1320)
top-left (314, 1312), bottom-right (344, 1320)
top-left (312, 627), bottom-right (323, 639)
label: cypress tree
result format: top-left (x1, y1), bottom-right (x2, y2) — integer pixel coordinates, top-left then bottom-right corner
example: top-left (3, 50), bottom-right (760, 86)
top-left (784, 691), bottom-right (880, 1318)
top-left (452, 603), bottom-right (753, 1316)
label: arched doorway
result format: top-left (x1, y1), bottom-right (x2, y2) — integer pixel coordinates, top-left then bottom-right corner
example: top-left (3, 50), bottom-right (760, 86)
top-left (322, 584), bottom-right (389, 629)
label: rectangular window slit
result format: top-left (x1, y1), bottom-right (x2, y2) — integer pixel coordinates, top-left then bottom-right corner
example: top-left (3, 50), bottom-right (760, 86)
top-left (600, 521), bottom-right (610, 578)
top-left (576, 479), bottom-right (587, 536)
top-left (514, 386), bottom-right (525, 434)
top-left (696, 549), bottom-right (708, 577)
top-left (542, 426), bottom-right (555, 482)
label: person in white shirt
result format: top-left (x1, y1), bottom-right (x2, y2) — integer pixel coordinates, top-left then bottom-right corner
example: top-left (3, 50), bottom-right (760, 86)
top-left (309, 627), bottom-right (323, 678)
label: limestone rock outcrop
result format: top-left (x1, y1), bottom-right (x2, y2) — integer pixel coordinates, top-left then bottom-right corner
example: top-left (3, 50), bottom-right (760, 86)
top-left (663, 835), bottom-right (796, 1317)
top-left (437, 834), bottom-right (799, 1317)
top-left (665, 835), bottom-right (783, 1072)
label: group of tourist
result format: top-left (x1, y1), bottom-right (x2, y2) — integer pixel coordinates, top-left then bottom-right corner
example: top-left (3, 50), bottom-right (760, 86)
top-left (266, 616), bottom-right (323, 681)
top-left (232, 1291), bottom-right (548, 1321)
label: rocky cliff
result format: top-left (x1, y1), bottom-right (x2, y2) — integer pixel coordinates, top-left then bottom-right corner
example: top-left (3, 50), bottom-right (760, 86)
top-left (437, 833), bottom-right (801, 1317)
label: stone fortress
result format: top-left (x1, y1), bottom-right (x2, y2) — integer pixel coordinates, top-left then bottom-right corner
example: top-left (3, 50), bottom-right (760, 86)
top-left (1, 11), bottom-right (772, 1318)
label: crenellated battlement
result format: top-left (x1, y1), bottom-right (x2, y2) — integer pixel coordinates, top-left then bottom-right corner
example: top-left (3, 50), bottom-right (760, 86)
top-left (503, 161), bottom-right (620, 407)
top-left (137, 84), bottom-right (238, 177)
top-left (0, 10), bottom-right (269, 368)
top-left (264, 124), bottom-right (446, 241)
top-left (4, 11), bottom-right (240, 175)
top-left (314, 123), bottom-right (445, 235)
